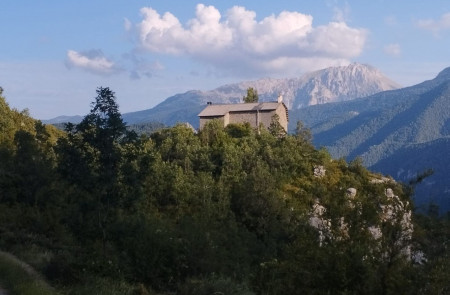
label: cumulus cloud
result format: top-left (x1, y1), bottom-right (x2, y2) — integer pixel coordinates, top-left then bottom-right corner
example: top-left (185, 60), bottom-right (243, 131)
top-left (384, 43), bottom-right (401, 57)
top-left (66, 49), bottom-right (120, 75)
top-left (416, 12), bottom-right (450, 36)
top-left (130, 4), bottom-right (367, 77)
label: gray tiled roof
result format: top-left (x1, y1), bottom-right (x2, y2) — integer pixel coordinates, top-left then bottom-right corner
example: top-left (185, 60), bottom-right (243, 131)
top-left (198, 102), bottom-right (283, 117)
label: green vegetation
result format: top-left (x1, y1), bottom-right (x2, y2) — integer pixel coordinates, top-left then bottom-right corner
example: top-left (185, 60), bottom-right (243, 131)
top-left (0, 87), bottom-right (449, 294)
top-left (243, 87), bottom-right (259, 103)
top-left (291, 78), bottom-right (450, 214)
top-left (127, 121), bottom-right (165, 136)
top-left (0, 251), bottom-right (57, 295)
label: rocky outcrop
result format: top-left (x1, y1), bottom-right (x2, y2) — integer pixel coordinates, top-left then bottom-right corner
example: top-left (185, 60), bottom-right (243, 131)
top-left (308, 182), bottom-right (415, 260)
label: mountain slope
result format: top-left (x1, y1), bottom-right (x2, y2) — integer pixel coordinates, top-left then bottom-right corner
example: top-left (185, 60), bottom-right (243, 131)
top-left (371, 138), bottom-right (450, 212)
top-left (293, 67), bottom-right (450, 212)
top-left (118, 63), bottom-right (399, 127)
top-left (122, 90), bottom-right (206, 126)
top-left (43, 115), bottom-right (83, 124)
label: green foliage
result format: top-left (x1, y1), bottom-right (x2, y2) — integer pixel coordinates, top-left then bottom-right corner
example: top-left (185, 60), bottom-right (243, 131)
top-left (128, 121), bottom-right (165, 136)
top-left (413, 211), bottom-right (450, 294)
top-left (179, 275), bottom-right (255, 295)
top-left (295, 120), bottom-right (312, 144)
top-left (268, 114), bottom-right (286, 138)
top-left (63, 277), bottom-right (147, 295)
top-left (225, 122), bottom-right (253, 138)
top-left (0, 86), bottom-right (448, 294)
top-left (243, 87), bottom-right (259, 103)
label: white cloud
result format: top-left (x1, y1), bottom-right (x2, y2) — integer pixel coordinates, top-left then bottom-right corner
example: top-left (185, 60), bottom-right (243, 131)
top-left (131, 4), bottom-right (367, 77)
top-left (416, 12), bottom-right (450, 36)
top-left (66, 50), bottom-right (120, 75)
top-left (384, 43), bottom-right (401, 57)
top-left (66, 49), bottom-right (164, 79)
top-left (332, 2), bottom-right (351, 23)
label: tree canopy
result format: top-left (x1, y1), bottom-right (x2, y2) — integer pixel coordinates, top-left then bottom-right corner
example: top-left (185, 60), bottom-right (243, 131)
top-left (243, 87), bottom-right (259, 103)
top-left (0, 86), bottom-right (448, 295)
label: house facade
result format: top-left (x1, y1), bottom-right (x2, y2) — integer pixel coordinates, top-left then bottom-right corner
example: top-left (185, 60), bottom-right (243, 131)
top-left (198, 100), bottom-right (289, 132)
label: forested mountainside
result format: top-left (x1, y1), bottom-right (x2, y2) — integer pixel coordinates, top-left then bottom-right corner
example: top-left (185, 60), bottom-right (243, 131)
top-left (372, 138), bottom-right (450, 212)
top-left (291, 67), bottom-right (450, 213)
top-left (1, 87), bottom-right (449, 294)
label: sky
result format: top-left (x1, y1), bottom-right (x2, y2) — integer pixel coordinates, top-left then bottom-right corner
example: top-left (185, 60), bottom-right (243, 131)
top-left (2, 0), bottom-right (450, 120)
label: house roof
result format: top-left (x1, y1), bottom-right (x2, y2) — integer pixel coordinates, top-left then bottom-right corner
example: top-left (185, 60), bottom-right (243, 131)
top-left (198, 102), bottom-right (288, 119)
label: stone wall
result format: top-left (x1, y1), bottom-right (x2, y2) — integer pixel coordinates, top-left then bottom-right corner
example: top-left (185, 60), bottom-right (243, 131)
top-left (199, 115), bottom-right (225, 129)
top-left (228, 111), bottom-right (258, 127)
top-left (199, 104), bottom-right (288, 132)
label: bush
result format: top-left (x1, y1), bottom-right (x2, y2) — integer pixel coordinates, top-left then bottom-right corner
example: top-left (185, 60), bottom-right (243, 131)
top-left (179, 275), bottom-right (255, 295)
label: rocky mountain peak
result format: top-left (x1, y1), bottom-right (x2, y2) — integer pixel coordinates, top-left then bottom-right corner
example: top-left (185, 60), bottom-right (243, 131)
top-left (199, 63), bottom-right (401, 110)
top-left (288, 63), bottom-right (401, 108)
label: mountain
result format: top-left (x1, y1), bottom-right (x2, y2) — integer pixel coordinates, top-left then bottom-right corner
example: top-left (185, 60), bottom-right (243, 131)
top-left (372, 138), bottom-right (450, 212)
top-left (43, 115), bottom-right (83, 124)
top-left (292, 67), bottom-right (450, 213)
top-left (288, 63), bottom-right (400, 108)
top-left (117, 63), bottom-right (398, 127)
top-left (44, 63), bottom-right (398, 127)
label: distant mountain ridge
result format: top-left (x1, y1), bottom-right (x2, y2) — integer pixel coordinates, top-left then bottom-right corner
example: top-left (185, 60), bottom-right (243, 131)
top-left (44, 63), bottom-right (400, 127)
top-left (44, 115), bottom-right (83, 124)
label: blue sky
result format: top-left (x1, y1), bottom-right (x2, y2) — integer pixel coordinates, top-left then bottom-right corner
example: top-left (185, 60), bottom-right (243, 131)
top-left (2, 0), bottom-right (450, 119)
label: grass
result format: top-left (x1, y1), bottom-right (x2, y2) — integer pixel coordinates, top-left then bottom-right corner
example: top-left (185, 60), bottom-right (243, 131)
top-left (0, 250), bottom-right (154, 295)
top-left (0, 250), bottom-right (58, 295)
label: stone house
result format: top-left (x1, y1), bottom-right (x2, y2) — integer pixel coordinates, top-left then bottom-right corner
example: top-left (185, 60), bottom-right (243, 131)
top-left (198, 97), bottom-right (289, 132)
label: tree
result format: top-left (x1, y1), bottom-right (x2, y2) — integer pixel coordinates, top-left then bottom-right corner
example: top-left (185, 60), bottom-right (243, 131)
top-left (268, 114), bottom-right (286, 138)
top-left (60, 87), bottom-right (137, 185)
top-left (55, 87), bottom-right (141, 248)
top-left (295, 120), bottom-right (312, 143)
top-left (243, 87), bottom-right (259, 103)
top-left (77, 87), bottom-right (128, 146)
top-left (225, 123), bottom-right (252, 138)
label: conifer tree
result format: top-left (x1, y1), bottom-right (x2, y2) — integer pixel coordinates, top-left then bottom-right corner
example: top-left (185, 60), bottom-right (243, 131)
top-left (243, 87), bottom-right (259, 103)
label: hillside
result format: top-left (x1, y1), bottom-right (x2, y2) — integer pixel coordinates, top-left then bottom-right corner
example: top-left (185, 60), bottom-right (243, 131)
top-left (372, 138), bottom-right (450, 211)
top-left (1, 87), bottom-right (449, 294)
top-left (292, 67), bottom-right (450, 212)
top-left (0, 88), bottom-right (62, 147)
